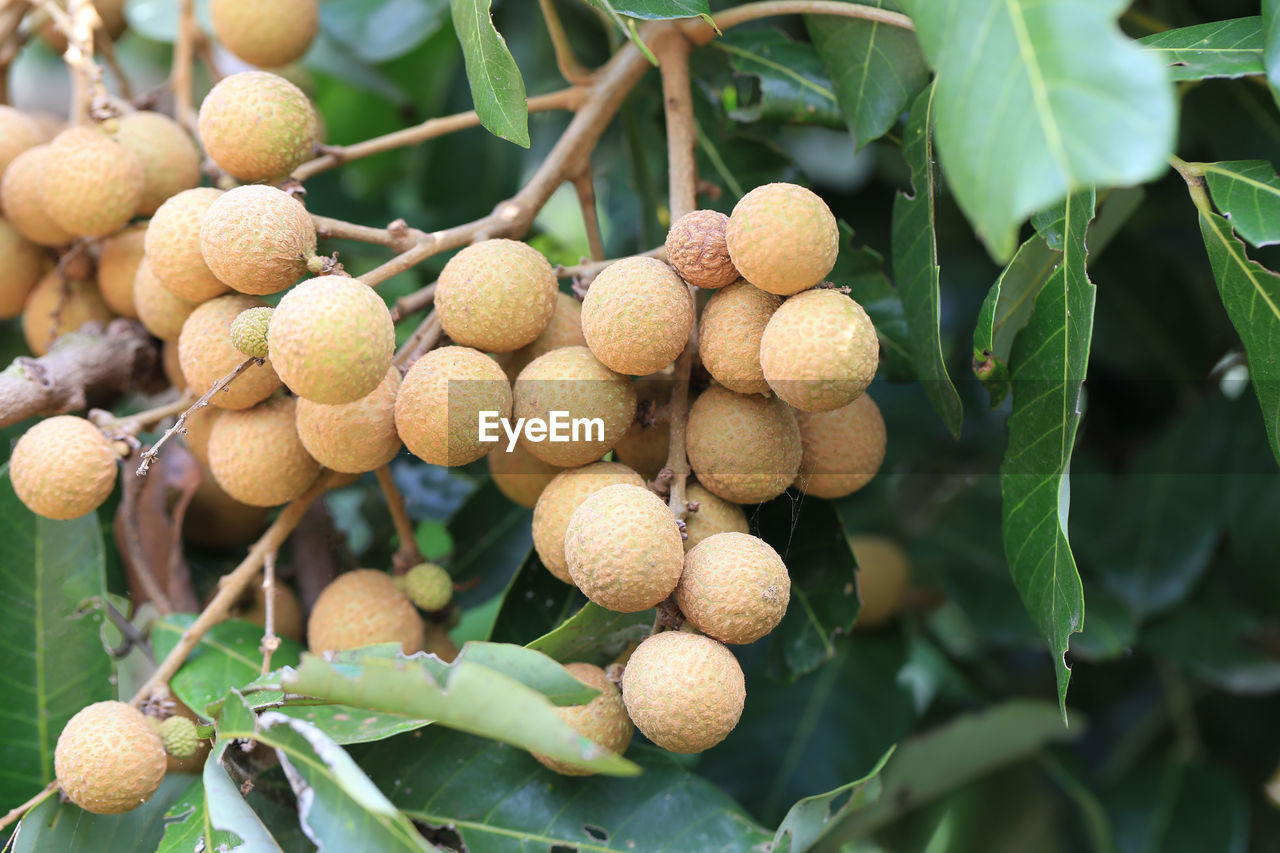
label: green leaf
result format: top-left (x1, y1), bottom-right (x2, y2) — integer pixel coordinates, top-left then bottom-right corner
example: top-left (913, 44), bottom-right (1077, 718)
top-left (1104, 759), bottom-right (1249, 853)
top-left (526, 601), bottom-right (654, 665)
top-left (903, 0), bottom-right (1174, 261)
top-left (1197, 208), bottom-right (1280, 467)
top-left (487, 551), bottom-right (583, 646)
top-left (1200, 160), bottom-right (1280, 248)
top-left (449, 480), bottom-right (534, 610)
top-left (713, 29), bottom-right (842, 128)
top-left (0, 464), bottom-right (112, 808)
top-left (320, 0), bottom-right (449, 64)
top-left (771, 748), bottom-right (893, 853)
top-left (891, 83), bottom-right (962, 436)
top-left (1139, 17), bottom-right (1264, 81)
top-left (1266, 0), bottom-right (1280, 107)
top-left (156, 766), bottom-right (269, 853)
top-left (1144, 603), bottom-right (1280, 694)
top-left (451, 641), bottom-right (601, 704)
top-left (999, 190), bottom-right (1096, 715)
top-left (806, 0), bottom-right (926, 150)
top-left (13, 774), bottom-right (193, 852)
top-left (449, 0), bottom-right (529, 147)
top-left (589, 0), bottom-right (711, 20)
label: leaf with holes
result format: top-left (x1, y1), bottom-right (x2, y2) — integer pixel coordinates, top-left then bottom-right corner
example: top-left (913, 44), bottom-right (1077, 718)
top-left (449, 0), bottom-right (528, 147)
top-left (13, 776), bottom-right (193, 852)
top-left (1200, 160), bottom-right (1280, 248)
top-left (771, 747), bottom-right (893, 853)
top-left (714, 29), bottom-right (842, 127)
top-left (1140, 17), bottom-right (1264, 81)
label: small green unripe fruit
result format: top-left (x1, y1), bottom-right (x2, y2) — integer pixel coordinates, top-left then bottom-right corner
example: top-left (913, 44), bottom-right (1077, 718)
top-left (42, 126), bottom-right (144, 237)
top-left (495, 291), bottom-right (586, 382)
top-left (21, 270), bottom-right (114, 356)
top-left (726, 182), bottom-right (838, 296)
top-left (400, 563), bottom-right (453, 611)
top-left (850, 535), bottom-right (911, 630)
top-left (394, 346), bottom-right (511, 466)
top-left (230, 307), bottom-right (272, 358)
top-left (581, 256), bottom-right (693, 376)
top-left (146, 188), bottom-right (230, 302)
top-left (134, 258), bottom-right (198, 341)
top-left (0, 218), bottom-right (44, 319)
top-left (682, 483), bottom-right (748, 551)
top-left (55, 701), bottom-right (167, 815)
top-left (794, 392), bottom-right (886, 498)
top-left (178, 294), bottom-right (282, 409)
top-left (158, 715), bottom-right (199, 759)
top-left (532, 663), bottom-right (633, 776)
top-left (488, 440), bottom-right (564, 508)
top-left (198, 71), bottom-right (318, 182)
top-left (2, 145), bottom-right (73, 246)
top-left (210, 0), bottom-right (318, 68)
top-left (698, 280), bottom-right (781, 395)
top-left (759, 289), bottom-right (879, 412)
top-left (10, 415), bottom-right (118, 520)
top-left (201, 185), bottom-right (317, 295)
top-left (685, 384), bottom-right (801, 505)
top-left (565, 484), bottom-right (684, 612)
top-left (677, 532), bottom-right (789, 644)
top-left (268, 276), bottom-right (394, 404)
top-left (622, 631), bottom-right (744, 754)
top-left (208, 396), bottom-right (321, 506)
top-left (665, 210), bottom-right (740, 289)
top-left (532, 461), bottom-right (643, 583)
top-left (296, 366), bottom-right (402, 473)
top-left (435, 239), bottom-right (558, 352)
top-left (113, 111), bottom-right (201, 216)
top-left (308, 569), bottom-right (425, 654)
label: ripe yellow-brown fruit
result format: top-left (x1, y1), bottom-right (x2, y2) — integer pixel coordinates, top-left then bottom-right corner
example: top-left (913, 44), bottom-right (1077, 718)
top-left (495, 291), bottom-right (586, 382)
top-left (621, 631), bottom-right (744, 753)
top-left (581, 257), bottom-right (693, 376)
top-left (97, 223), bottom-right (147, 317)
top-left (308, 569), bottom-right (425, 654)
top-left (565, 484), bottom-right (684, 612)
top-left (182, 407), bottom-right (222, 466)
top-left (296, 366), bottom-right (402, 473)
top-left (178, 294), bottom-right (282, 408)
top-left (184, 463), bottom-right (271, 547)
top-left (726, 182), bottom-right (838, 296)
top-left (39, 0), bottom-right (127, 52)
top-left (54, 701), bottom-right (166, 815)
top-left (0, 219), bottom-right (44, 318)
top-left (532, 461), bottom-right (643, 583)
top-left (611, 374), bottom-right (671, 481)
top-left (665, 210), bottom-right (740, 289)
top-left (394, 346), bottom-right (510, 466)
top-left (488, 440), bottom-right (563, 508)
top-left (677, 532), bottom-right (789, 644)
top-left (512, 346), bottom-right (637, 467)
top-left (234, 582), bottom-right (305, 642)
top-left (200, 185), bottom-right (316, 295)
top-left (1, 145), bottom-right (73, 246)
top-left (26, 111), bottom-right (66, 142)
top-left (698, 280), bottom-right (781, 395)
top-left (0, 106), bottom-right (41, 180)
top-left (268, 276), bottom-right (393, 403)
top-left (10, 415), bottom-right (117, 519)
top-left (532, 663), bottom-right (633, 776)
top-left (146, 188), bottom-right (230, 302)
top-left (211, 0), bottom-right (318, 68)
top-left (42, 126), bottom-right (144, 237)
top-left (208, 396), bottom-right (321, 506)
top-left (794, 393), bottom-right (886, 498)
top-left (682, 483), bottom-right (748, 551)
top-left (162, 340), bottom-right (185, 391)
top-left (198, 71), bottom-right (318, 182)
top-left (850, 535), bottom-right (911, 630)
top-left (435, 239), bottom-right (557, 352)
top-left (134, 258), bottom-right (198, 341)
top-left (113, 111), bottom-right (201, 215)
top-left (21, 270), bottom-right (114, 356)
top-left (685, 384), bottom-right (801, 505)
top-left (230, 306), bottom-right (272, 358)
top-left (760, 289), bottom-right (879, 412)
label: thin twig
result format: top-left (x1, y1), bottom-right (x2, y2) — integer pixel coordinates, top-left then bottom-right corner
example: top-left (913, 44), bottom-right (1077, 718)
top-left (392, 311), bottom-right (441, 371)
top-left (539, 0), bottom-right (595, 84)
top-left (571, 164), bottom-right (606, 262)
top-left (137, 358), bottom-right (260, 476)
top-left (0, 781), bottom-right (58, 832)
top-left (312, 214), bottom-right (429, 251)
top-left (393, 282), bottom-right (437, 321)
top-left (556, 246), bottom-right (665, 282)
top-left (259, 549), bottom-right (281, 676)
top-left (92, 394), bottom-right (194, 437)
top-left (694, 0), bottom-right (914, 40)
top-left (41, 0), bottom-right (109, 123)
top-left (375, 465), bottom-right (424, 574)
top-left (171, 0), bottom-right (196, 131)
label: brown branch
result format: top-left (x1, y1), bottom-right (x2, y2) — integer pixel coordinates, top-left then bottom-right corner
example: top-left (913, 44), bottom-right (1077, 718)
top-left (375, 465), bottom-right (424, 574)
top-left (392, 311), bottom-right (441, 371)
top-left (539, 0), bottom-right (595, 85)
top-left (556, 246), bottom-right (666, 284)
top-left (660, 345), bottom-right (695, 518)
top-left (393, 282), bottom-right (437, 321)
top-left (136, 358), bottom-right (261, 476)
top-left (0, 781), bottom-right (57, 833)
top-left (91, 394), bottom-right (195, 436)
top-left (97, 38), bottom-right (132, 100)
top-left (0, 320), bottom-right (160, 429)
top-left (312, 214), bottom-right (429, 251)
top-left (688, 0), bottom-right (914, 43)
top-left (0, 1), bottom-right (29, 105)
top-left (571, 165), bottom-right (606, 262)
top-left (171, 0), bottom-right (196, 131)
top-left (259, 549), bottom-right (281, 675)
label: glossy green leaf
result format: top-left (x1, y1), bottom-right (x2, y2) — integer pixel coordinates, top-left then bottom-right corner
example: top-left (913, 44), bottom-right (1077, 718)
top-left (1140, 17), bottom-right (1264, 81)
top-left (449, 480), bottom-right (534, 610)
top-left (13, 775), bottom-right (193, 852)
top-left (771, 748), bottom-right (893, 853)
top-left (1200, 160), bottom-right (1280, 248)
top-left (319, 0), bottom-right (449, 64)
top-left (999, 190), bottom-right (1096, 715)
top-left (450, 0), bottom-right (529, 147)
top-left (453, 641), bottom-right (601, 704)
top-left (713, 30), bottom-right (842, 128)
top-left (487, 550), bottom-right (583, 646)
top-left (904, 0), bottom-right (1174, 260)
top-left (156, 763), bottom-right (272, 853)
top-left (526, 601), bottom-right (654, 666)
top-left (891, 83), bottom-right (962, 435)
top-left (0, 465), bottom-right (112, 808)
top-left (1266, 0), bottom-right (1280, 107)
top-left (581, 0), bottom-right (713, 24)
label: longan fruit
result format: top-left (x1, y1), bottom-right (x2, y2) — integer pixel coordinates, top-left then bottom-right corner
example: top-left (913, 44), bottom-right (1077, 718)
top-left (394, 346), bottom-right (512, 466)
top-left (113, 111), bottom-right (201, 216)
top-left (21, 270), bottom-right (114, 356)
top-left (181, 406), bottom-right (222, 466)
top-left (665, 210), bottom-right (740, 289)
top-left (682, 483), bottom-right (748, 551)
top-left (794, 392), bottom-right (886, 498)
top-left (146, 188), bottom-right (230, 302)
top-left (198, 71), bottom-right (318, 182)
top-left (2, 145), bottom-right (74, 246)
top-left (10, 415), bottom-right (118, 520)
top-left (760, 288), bottom-right (879, 412)
top-left (685, 384), bottom-right (801, 505)
top-left (435, 239), bottom-right (558, 352)
top-left (0, 106), bottom-right (42, 180)
top-left (495, 291), bottom-right (586, 382)
top-left (42, 126), bottom-right (144, 237)
top-left (698, 280), bottom-right (781, 395)
top-left (177, 294), bottom-right (282, 409)
top-left (308, 569), bottom-right (425, 654)
top-left (230, 306), bottom-right (271, 358)
top-left (234, 582), bottom-right (305, 642)
top-left (54, 701), bottom-right (166, 815)
top-left (183, 462), bottom-right (270, 547)
top-left (677, 532), bottom-right (789, 644)
top-left (610, 373), bottom-right (672, 481)
top-left (581, 256), bottom-right (693, 376)
top-left (532, 461), bottom-right (644, 583)
top-left (488, 440), bottom-right (564, 509)
top-left (531, 663), bottom-right (633, 776)
top-left (156, 700), bottom-right (211, 774)
top-left (96, 223), bottom-right (147, 317)
top-left (726, 182), bottom-right (838, 296)
top-left (133, 258), bottom-right (198, 341)
top-left (295, 366), bottom-right (403, 473)
top-left (200, 185), bottom-right (316, 295)
top-left (0, 218), bottom-right (45, 318)
top-left (210, 0), bottom-right (319, 68)
top-left (850, 535), bottom-right (911, 630)
top-left (208, 395), bottom-right (321, 507)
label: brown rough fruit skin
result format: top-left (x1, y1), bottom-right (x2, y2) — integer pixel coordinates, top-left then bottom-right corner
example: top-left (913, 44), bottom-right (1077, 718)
top-left (2, 145), bottom-right (74, 246)
top-left (726, 183), bottom-right (838, 296)
top-left (683, 483), bottom-right (748, 551)
top-left (308, 569), bottom-right (425, 654)
top-left (532, 663), bottom-right (634, 776)
top-left (488, 440), bottom-right (564, 509)
top-left (532, 462), bottom-right (643, 583)
top-left (113, 111), bottom-right (201, 216)
top-left (146, 188), bottom-right (230, 302)
top-left (512, 346), bottom-right (637, 467)
top-left (581, 257), bottom-right (693, 376)
top-left (435, 239), bottom-right (558, 352)
top-left (394, 346), bottom-right (511, 466)
top-left (42, 126), bottom-right (144, 237)
top-left (495, 291), bottom-right (586, 382)
top-left (209, 396), bottom-right (321, 506)
top-left (55, 701), bottom-right (167, 815)
top-left (622, 631), bottom-right (744, 754)
top-left (685, 384), bottom-right (801, 505)
top-left (794, 393), bottom-right (886, 498)
top-left (11, 415), bottom-right (117, 520)
top-left (268, 276), bottom-right (394, 404)
top-left (0, 106), bottom-right (42, 180)
top-left (178, 294), bottom-right (282, 409)
top-left (565, 484), bottom-right (684, 612)
top-left (183, 464), bottom-right (270, 547)
top-left (211, 0), bottom-right (318, 68)
top-left (134, 258), bottom-right (198, 341)
top-left (200, 185), bottom-right (316, 295)
top-left (0, 218), bottom-right (45, 318)
top-left (198, 71), bottom-right (318, 182)
top-left (97, 223), bottom-right (147, 317)
top-left (665, 210), bottom-right (740, 289)
top-left (21, 270), bottom-right (114, 356)
top-left (850, 535), bottom-right (911, 630)
top-left (760, 289), bottom-right (879, 412)
top-left (698, 280), bottom-right (781, 395)
top-left (296, 366), bottom-right (402, 473)
top-left (677, 532), bottom-right (789, 644)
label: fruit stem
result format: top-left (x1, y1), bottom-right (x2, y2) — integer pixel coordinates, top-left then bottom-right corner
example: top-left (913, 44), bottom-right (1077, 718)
top-left (392, 282), bottom-right (437, 322)
top-left (312, 214), bottom-right (431, 252)
top-left (557, 246), bottom-right (667, 294)
top-left (392, 310), bottom-right (442, 371)
top-left (39, 0), bottom-right (110, 123)
top-left (92, 393), bottom-right (196, 436)
top-left (135, 357), bottom-right (260, 477)
top-left (259, 549), bottom-right (281, 676)
top-left (570, 164), bottom-right (607, 262)
top-left (375, 465), bottom-right (426, 575)
top-left (686, 0), bottom-right (914, 45)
